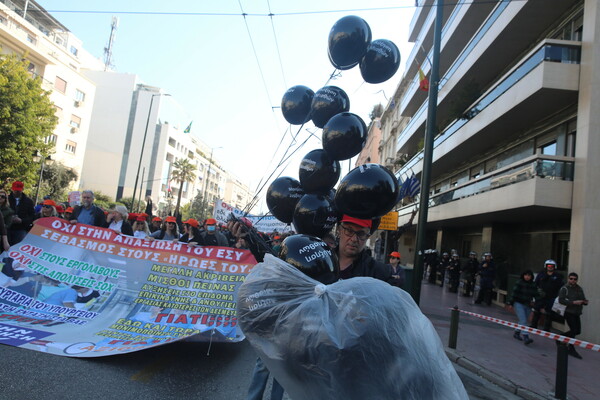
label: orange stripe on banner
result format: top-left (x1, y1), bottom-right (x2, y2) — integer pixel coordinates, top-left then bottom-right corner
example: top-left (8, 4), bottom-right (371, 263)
top-left (452, 308), bottom-right (600, 352)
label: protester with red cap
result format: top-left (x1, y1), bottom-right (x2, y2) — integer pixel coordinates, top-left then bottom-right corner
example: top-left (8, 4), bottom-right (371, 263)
top-left (202, 217), bottom-right (229, 247)
top-left (35, 199), bottom-right (58, 220)
top-left (150, 216), bottom-right (162, 233)
top-left (336, 215), bottom-right (391, 282)
top-left (387, 251), bottom-right (405, 288)
top-left (132, 215), bottom-right (150, 239)
top-left (8, 181), bottom-right (35, 245)
top-left (148, 216), bottom-right (179, 241)
top-left (179, 218), bottom-right (205, 246)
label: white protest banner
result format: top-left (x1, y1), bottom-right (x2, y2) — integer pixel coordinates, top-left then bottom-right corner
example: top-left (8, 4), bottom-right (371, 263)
top-left (213, 200), bottom-right (290, 233)
top-left (0, 218), bottom-right (257, 357)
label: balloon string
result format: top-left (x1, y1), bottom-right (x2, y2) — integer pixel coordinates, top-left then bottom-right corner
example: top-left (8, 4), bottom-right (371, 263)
top-left (243, 121), bottom-right (306, 215)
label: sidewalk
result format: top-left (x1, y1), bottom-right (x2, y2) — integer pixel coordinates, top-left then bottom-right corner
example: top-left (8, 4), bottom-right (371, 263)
top-left (419, 281), bottom-right (599, 400)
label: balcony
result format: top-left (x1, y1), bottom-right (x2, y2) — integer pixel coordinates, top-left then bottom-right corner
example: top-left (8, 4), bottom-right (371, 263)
top-left (397, 0), bottom-right (581, 158)
top-left (397, 154), bottom-right (574, 227)
top-left (402, 0), bottom-right (497, 117)
top-left (397, 40), bottom-right (581, 178)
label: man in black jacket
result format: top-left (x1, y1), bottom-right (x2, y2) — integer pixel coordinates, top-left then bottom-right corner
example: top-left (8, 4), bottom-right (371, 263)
top-left (70, 190), bottom-right (106, 227)
top-left (8, 181), bottom-right (35, 245)
top-left (336, 215), bottom-right (391, 282)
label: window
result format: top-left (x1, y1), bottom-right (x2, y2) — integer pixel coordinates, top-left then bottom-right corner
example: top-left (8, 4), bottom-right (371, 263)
top-left (70, 115), bottom-right (81, 128)
top-left (65, 140), bottom-right (77, 154)
top-left (54, 106), bottom-right (63, 119)
top-left (70, 46), bottom-right (78, 57)
top-left (44, 134), bottom-right (58, 144)
top-left (74, 89), bottom-right (85, 102)
top-left (541, 141), bottom-right (557, 156)
top-left (168, 138), bottom-right (176, 148)
top-left (27, 34), bottom-right (36, 44)
top-left (166, 153), bottom-right (174, 162)
top-left (54, 77), bottom-right (67, 93)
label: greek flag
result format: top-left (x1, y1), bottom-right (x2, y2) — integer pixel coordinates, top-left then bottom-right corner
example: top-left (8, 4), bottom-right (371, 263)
top-left (408, 174), bottom-right (421, 197)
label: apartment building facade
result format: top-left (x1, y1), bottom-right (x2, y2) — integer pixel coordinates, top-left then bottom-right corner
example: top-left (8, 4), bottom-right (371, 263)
top-left (383, 0), bottom-right (598, 341)
top-left (0, 0), bottom-right (102, 188)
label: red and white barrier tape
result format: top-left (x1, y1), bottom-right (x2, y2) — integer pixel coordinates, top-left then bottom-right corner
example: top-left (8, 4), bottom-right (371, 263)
top-left (453, 308), bottom-right (600, 352)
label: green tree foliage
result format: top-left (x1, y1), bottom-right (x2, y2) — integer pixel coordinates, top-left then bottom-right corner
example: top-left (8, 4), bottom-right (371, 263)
top-left (369, 103), bottom-right (384, 120)
top-left (180, 190), bottom-right (204, 220)
top-left (171, 158), bottom-right (197, 217)
top-left (0, 54), bottom-right (57, 186)
top-left (117, 196), bottom-right (145, 214)
top-left (38, 161), bottom-right (78, 201)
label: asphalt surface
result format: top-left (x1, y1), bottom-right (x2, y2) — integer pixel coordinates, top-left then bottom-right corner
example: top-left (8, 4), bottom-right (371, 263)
top-left (0, 335), bottom-right (527, 400)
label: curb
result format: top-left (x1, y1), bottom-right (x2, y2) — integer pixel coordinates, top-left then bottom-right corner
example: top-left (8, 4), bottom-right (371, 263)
top-left (445, 348), bottom-right (553, 400)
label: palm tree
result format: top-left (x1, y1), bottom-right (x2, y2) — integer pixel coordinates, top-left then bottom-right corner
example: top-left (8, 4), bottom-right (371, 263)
top-left (171, 158), bottom-right (197, 217)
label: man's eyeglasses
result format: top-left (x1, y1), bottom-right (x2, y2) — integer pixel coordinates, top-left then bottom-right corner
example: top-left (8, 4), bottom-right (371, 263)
top-left (340, 225), bottom-right (370, 241)
top-left (569, 277), bottom-right (578, 281)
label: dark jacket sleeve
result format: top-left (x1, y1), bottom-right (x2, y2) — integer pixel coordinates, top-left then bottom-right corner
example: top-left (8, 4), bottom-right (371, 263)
top-left (121, 221), bottom-right (134, 236)
top-left (0, 212), bottom-right (6, 236)
top-left (93, 206), bottom-right (106, 228)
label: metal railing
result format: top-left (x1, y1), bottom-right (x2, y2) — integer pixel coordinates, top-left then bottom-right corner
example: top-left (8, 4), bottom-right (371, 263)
top-left (429, 154), bottom-right (574, 208)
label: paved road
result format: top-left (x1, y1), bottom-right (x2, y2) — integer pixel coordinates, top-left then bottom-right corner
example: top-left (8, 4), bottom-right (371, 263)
top-left (1, 338), bottom-right (522, 400)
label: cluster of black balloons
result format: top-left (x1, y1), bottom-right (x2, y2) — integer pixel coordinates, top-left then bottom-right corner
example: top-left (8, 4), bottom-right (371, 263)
top-left (280, 15), bottom-right (401, 129)
top-left (267, 16), bottom-right (402, 276)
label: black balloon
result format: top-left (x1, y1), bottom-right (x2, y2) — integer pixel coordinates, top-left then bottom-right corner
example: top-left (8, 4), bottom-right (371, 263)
top-left (266, 177), bottom-right (305, 224)
top-left (280, 234), bottom-right (338, 284)
top-left (281, 85), bottom-right (314, 125)
top-left (328, 15), bottom-right (372, 70)
top-left (360, 39), bottom-right (401, 84)
top-left (293, 194), bottom-right (338, 238)
top-left (322, 112), bottom-right (367, 160)
top-left (335, 163), bottom-right (400, 219)
top-left (310, 86), bottom-right (350, 128)
top-left (299, 149), bottom-right (341, 194)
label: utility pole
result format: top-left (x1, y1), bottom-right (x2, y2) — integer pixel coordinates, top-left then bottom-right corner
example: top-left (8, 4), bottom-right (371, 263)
top-left (411, 0), bottom-right (444, 305)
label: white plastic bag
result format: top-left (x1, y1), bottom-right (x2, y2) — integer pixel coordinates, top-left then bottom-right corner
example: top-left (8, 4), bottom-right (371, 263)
top-left (237, 254), bottom-right (468, 400)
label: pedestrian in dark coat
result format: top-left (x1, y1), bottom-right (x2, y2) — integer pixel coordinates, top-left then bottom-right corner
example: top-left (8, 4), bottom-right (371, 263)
top-left (507, 270), bottom-right (538, 345)
top-left (558, 272), bottom-right (588, 359)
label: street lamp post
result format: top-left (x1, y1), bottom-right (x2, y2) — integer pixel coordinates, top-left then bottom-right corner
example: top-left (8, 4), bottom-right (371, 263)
top-left (131, 92), bottom-right (170, 212)
top-left (33, 153), bottom-right (52, 205)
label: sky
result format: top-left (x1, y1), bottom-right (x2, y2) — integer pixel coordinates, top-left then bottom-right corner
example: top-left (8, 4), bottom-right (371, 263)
top-left (39, 0), bottom-right (417, 213)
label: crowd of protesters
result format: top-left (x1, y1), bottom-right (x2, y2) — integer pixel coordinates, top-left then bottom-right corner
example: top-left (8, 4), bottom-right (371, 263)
top-left (1, 181), bottom-right (299, 255)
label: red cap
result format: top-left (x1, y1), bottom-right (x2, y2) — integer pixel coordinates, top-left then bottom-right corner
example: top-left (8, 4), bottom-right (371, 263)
top-left (139, 212), bottom-right (148, 218)
top-left (206, 218), bottom-right (217, 225)
top-left (273, 236), bottom-right (281, 240)
top-left (136, 216), bottom-right (146, 222)
top-left (341, 215), bottom-right (372, 229)
top-left (152, 216), bottom-right (162, 222)
top-left (128, 213), bottom-right (138, 220)
top-left (183, 218), bottom-right (199, 228)
top-left (11, 181), bottom-right (24, 191)
top-left (165, 216), bottom-right (177, 223)
top-left (55, 205), bottom-right (64, 213)
top-left (65, 207), bottom-right (74, 213)
top-left (389, 251), bottom-right (401, 258)
top-left (42, 199), bottom-right (57, 207)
